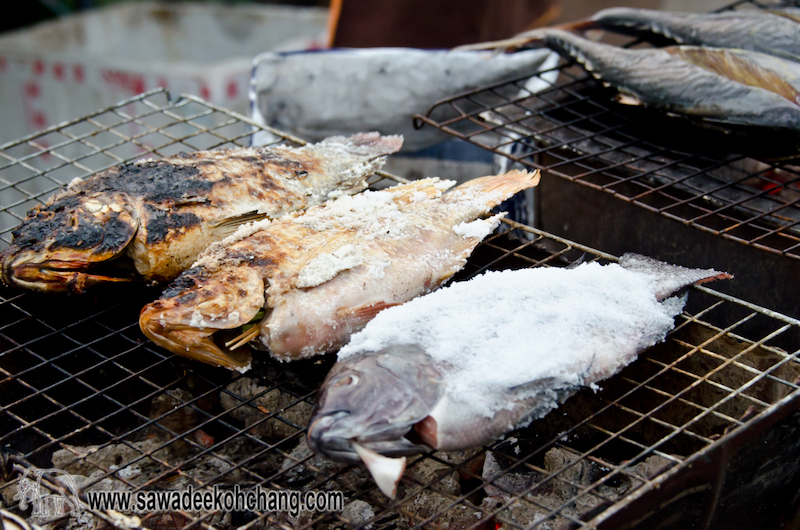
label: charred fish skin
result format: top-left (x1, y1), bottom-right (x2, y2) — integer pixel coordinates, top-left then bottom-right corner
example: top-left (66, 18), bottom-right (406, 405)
top-left (586, 8), bottom-right (800, 63)
top-left (524, 29), bottom-right (800, 131)
top-left (0, 133), bottom-right (403, 293)
top-left (309, 254), bottom-right (731, 465)
top-left (139, 170), bottom-right (540, 370)
top-left (0, 190), bottom-right (139, 292)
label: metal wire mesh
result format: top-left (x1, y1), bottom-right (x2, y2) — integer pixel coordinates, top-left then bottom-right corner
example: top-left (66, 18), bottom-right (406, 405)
top-left (412, 0), bottom-right (800, 262)
top-left (1, 90), bottom-right (799, 530)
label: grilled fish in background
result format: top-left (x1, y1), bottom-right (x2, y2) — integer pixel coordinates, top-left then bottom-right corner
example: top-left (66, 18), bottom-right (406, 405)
top-left (464, 29), bottom-right (800, 135)
top-left (307, 254), bottom-right (731, 497)
top-left (0, 133), bottom-right (402, 293)
top-left (139, 170), bottom-right (540, 371)
top-left (575, 8), bottom-right (800, 63)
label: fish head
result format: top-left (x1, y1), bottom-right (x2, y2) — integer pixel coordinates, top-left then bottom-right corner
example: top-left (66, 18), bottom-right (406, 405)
top-left (307, 344), bottom-right (444, 463)
top-left (138, 264), bottom-right (264, 371)
top-left (1, 192), bottom-right (139, 292)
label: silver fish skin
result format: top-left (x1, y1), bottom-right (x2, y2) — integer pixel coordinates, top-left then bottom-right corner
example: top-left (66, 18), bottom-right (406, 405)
top-left (513, 29), bottom-right (800, 131)
top-left (586, 8), bottom-right (800, 63)
top-left (308, 254), bottom-right (731, 463)
top-left (0, 133), bottom-right (402, 293)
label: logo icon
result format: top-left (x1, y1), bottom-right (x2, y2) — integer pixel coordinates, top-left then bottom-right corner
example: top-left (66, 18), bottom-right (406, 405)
top-left (13, 467), bottom-right (82, 519)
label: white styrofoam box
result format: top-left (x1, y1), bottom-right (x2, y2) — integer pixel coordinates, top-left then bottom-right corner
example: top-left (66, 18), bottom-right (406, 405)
top-left (249, 47), bottom-right (555, 152)
top-left (0, 1), bottom-right (328, 145)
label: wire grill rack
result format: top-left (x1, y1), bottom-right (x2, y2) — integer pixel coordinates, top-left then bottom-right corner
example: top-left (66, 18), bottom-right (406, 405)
top-left (2, 90), bottom-right (800, 530)
top-left (412, 0), bottom-right (800, 262)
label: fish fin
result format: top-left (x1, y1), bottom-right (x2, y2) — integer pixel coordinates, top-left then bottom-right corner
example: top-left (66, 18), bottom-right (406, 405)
top-left (615, 93), bottom-right (644, 106)
top-left (212, 211), bottom-right (269, 236)
top-left (352, 443), bottom-right (406, 498)
top-left (665, 47), bottom-right (800, 107)
top-left (337, 301), bottom-right (400, 324)
top-left (444, 170), bottom-right (540, 210)
top-left (319, 132), bottom-right (404, 158)
top-left (390, 177), bottom-right (457, 204)
top-left (566, 252), bottom-right (587, 269)
top-left (619, 253), bottom-right (732, 301)
top-left (413, 416), bottom-right (439, 448)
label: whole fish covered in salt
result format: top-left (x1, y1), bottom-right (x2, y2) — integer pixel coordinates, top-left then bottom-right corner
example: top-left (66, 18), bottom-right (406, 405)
top-left (307, 254), bottom-right (731, 497)
top-left (139, 170), bottom-right (539, 371)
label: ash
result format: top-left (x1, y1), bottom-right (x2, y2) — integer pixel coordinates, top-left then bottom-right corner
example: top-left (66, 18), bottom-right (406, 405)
top-left (4, 379), bottom-right (671, 530)
top-left (480, 447), bottom-right (672, 530)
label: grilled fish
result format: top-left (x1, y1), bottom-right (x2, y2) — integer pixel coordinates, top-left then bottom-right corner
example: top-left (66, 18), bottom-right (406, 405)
top-left (578, 8), bottom-right (800, 63)
top-left (464, 29), bottom-right (800, 134)
top-left (0, 133), bottom-right (402, 293)
top-left (307, 254), bottom-right (731, 497)
top-left (139, 170), bottom-right (540, 371)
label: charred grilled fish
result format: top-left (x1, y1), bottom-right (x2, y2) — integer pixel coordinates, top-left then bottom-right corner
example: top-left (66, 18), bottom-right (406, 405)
top-left (0, 133), bottom-right (402, 293)
top-left (139, 170), bottom-right (540, 371)
top-left (307, 254), bottom-right (731, 497)
top-left (579, 8), bottom-right (800, 63)
top-left (465, 29), bottom-right (800, 134)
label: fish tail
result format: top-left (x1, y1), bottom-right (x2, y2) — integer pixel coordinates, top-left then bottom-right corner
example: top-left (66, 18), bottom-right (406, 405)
top-left (445, 169), bottom-right (541, 208)
top-left (320, 132), bottom-right (404, 158)
top-left (619, 253), bottom-right (733, 301)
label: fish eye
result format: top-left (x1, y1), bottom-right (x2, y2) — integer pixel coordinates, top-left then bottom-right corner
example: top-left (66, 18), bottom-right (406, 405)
top-left (333, 374), bottom-right (359, 387)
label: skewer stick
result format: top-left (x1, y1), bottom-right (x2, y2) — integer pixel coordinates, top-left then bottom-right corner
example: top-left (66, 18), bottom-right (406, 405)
top-left (225, 326), bottom-right (261, 350)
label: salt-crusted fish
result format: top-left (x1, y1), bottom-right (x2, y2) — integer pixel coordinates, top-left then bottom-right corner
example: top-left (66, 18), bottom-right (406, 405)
top-left (463, 29), bottom-right (800, 135)
top-left (307, 254), bottom-right (731, 497)
top-left (139, 169), bottom-right (540, 371)
top-left (572, 8), bottom-right (800, 63)
top-left (0, 133), bottom-right (402, 293)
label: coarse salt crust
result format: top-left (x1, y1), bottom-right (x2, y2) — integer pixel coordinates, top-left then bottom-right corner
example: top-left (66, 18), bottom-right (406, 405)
top-left (293, 179), bottom-right (455, 240)
top-left (340, 262), bottom-right (683, 417)
top-left (452, 213), bottom-right (505, 239)
top-left (296, 244), bottom-right (364, 288)
top-left (193, 218), bottom-right (273, 271)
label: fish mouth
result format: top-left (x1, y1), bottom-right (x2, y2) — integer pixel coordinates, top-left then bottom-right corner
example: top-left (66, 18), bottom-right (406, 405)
top-left (306, 411), bottom-right (431, 463)
top-left (138, 304), bottom-right (253, 371)
top-left (1, 256), bottom-right (137, 293)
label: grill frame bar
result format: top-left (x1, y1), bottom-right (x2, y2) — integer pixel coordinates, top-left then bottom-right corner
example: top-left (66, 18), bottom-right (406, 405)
top-left (412, 0), bottom-right (800, 263)
top-left (0, 89), bottom-right (798, 530)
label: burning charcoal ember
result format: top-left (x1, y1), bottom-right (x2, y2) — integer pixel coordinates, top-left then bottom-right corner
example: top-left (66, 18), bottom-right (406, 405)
top-left (164, 455), bottom-right (247, 489)
top-left (148, 389), bottom-right (199, 438)
top-left (221, 377), bottom-right (314, 443)
top-left (626, 454), bottom-right (674, 481)
top-left (51, 440), bottom-right (168, 485)
top-left (397, 490), bottom-right (488, 530)
top-left (482, 451), bottom-right (544, 498)
top-left (340, 499), bottom-right (376, 528)
top-left (432, 449), bottom-right (485, 482)
top-left (279, 439), bottom-right (375, 496)
top-left (401, 457), bottom-right (460, 497)
top-left (543, 447), bottom-right (601, 499)
top-left (280, 439), bottom-right (345, 482)
top-left (481, 448), bottom-right (634, 530)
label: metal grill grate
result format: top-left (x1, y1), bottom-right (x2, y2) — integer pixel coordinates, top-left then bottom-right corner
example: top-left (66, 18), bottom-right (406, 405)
top-left (412, 0), bottom-right (800, 262)
top-left (1, 90), bottom-right (800, 530)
